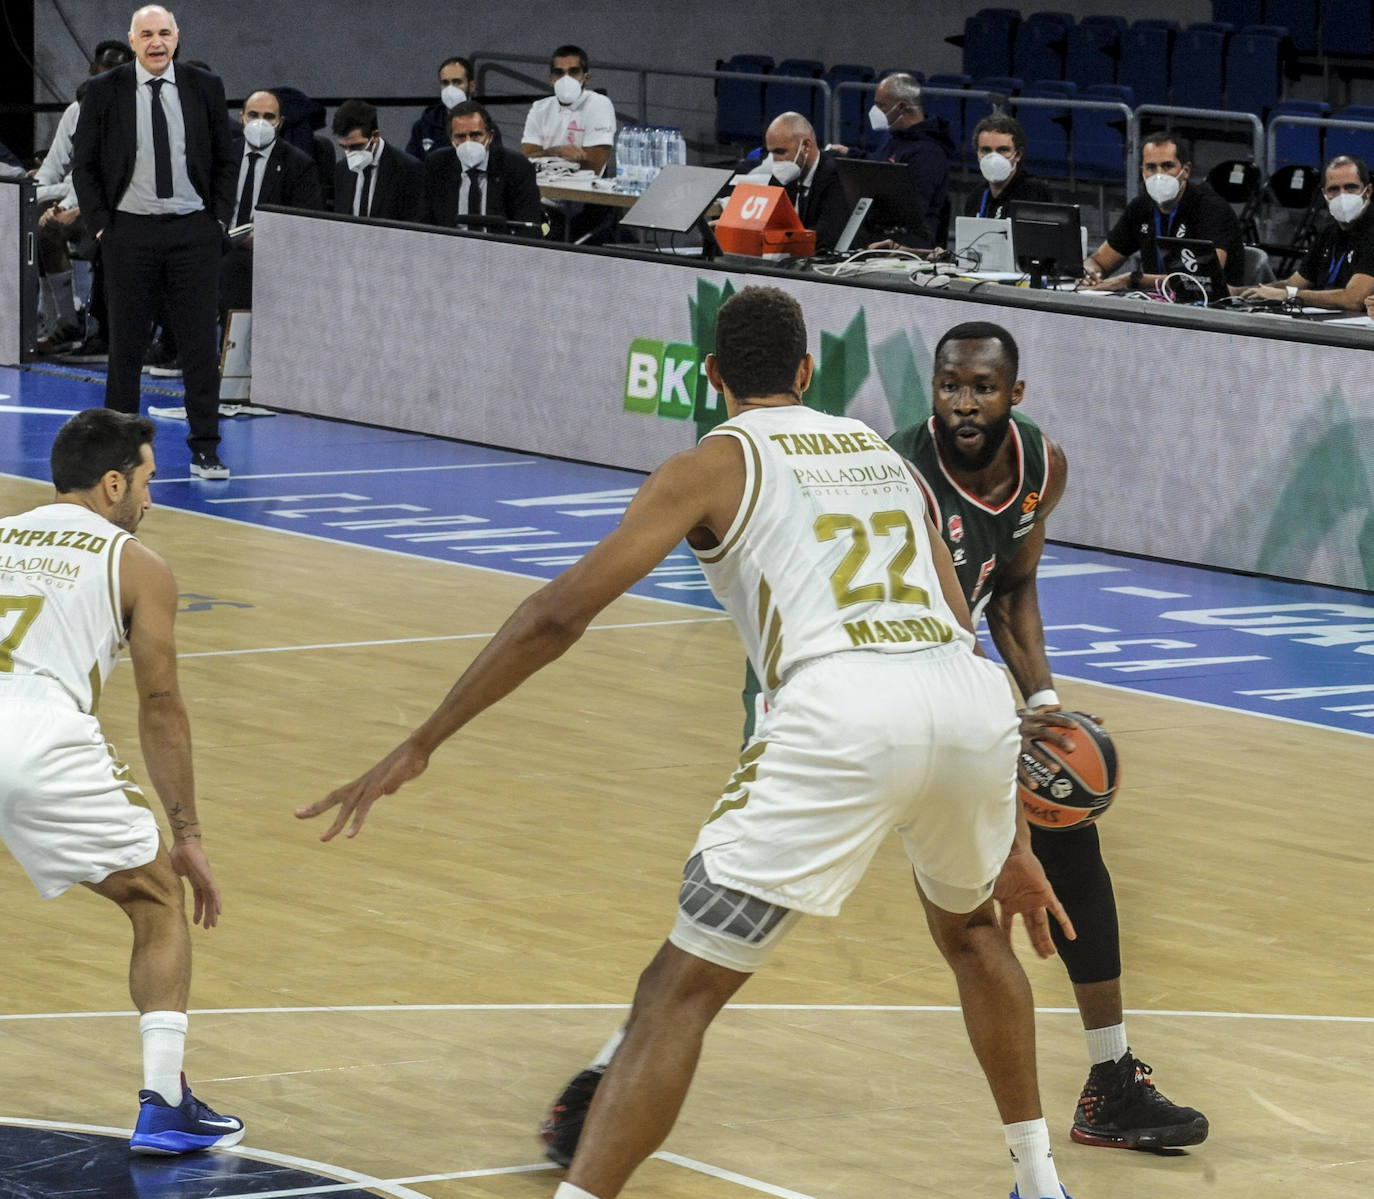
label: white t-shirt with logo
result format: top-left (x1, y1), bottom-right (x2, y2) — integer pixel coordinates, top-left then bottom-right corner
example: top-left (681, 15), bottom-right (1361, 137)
top-left (521, 90), bottom-right (616, 156)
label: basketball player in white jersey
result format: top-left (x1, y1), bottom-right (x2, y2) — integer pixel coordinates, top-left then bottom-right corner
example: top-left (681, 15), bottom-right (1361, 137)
top-left (0, 409), bottom-right (243, 1154)
top-left (299, 287), bottom-right (1077, 1199)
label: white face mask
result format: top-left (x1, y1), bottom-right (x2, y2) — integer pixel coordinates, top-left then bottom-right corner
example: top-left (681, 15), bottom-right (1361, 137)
top-left (553, 75), bottom-right (583, 105)
top-left (440, 84), bottom-right (466, 110)
top-left (1328, 190), bottom-right (1369, 224)
top-left (243, 118), bottom-right (277, 149)
top-left (1145, 172), bottom-right (1182, 206)
top-left (979, 152), bottom-right (1014, 183)
top-left (771, 145), bottom-right (805, 188)
top-left (455, 139), bottom-right (487, 170)
top-left (345, 142), bottom-right (377, 172)
top-left (868, 103), bottom-right (890, 133)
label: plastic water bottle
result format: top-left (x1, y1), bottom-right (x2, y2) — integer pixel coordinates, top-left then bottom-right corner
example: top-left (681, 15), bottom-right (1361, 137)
top-left (614, 127), bottom-right (630, 192)
top-left (668, 127), bottom-right (687, 165)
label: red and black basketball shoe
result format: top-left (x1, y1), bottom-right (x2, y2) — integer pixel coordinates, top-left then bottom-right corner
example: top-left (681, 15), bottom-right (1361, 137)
top-left (1071, 1050), bottom-right (1208, 1150)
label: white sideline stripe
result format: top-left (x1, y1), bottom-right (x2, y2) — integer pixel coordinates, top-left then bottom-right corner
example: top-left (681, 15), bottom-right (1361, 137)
top-left (169, 615), bottom-right (732, 660)
top-left (655, 1151), bottom-right (819, 1199)
top-left (158, 462), bottom-right (539, 483)
top-left (0, 1002), bottom-right (1369, 1023)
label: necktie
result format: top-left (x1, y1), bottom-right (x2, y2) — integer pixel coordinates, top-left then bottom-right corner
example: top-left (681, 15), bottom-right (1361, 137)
top-left (357, 164), bottom-right (374, 216)
top-left (466, 167), bottom-right (483, 217)
top-left (147, 78), bottom-right (173, 199)
top-left (795, 184), bottom-right (809, 220)
top-left (237, 152), bottom-right (261, 227)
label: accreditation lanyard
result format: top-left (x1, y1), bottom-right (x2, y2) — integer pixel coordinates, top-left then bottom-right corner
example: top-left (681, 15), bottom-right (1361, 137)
top-left (1153, 204), bottom-right (1180, 271)
top-left (979, 188), bottom-right (992, 218)
top-left (1326, 237), bottom-right (1348, 287)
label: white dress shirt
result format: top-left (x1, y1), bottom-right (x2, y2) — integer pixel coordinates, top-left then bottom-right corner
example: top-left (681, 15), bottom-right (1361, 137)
top-left (117, 60), bottom-right (202, 216)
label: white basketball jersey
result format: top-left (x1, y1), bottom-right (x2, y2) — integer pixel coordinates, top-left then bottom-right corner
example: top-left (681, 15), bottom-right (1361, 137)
top-left (693, 406), bottom-right (974, 691)
top-left (0, 503), bottom-right (130, 713)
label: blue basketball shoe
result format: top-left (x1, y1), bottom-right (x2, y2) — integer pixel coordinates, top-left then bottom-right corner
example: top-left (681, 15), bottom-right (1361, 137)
top-left (1010, 1187), bottom-right (1073, 1198)
top-left (130, 1074), bottom-right (245, 1155)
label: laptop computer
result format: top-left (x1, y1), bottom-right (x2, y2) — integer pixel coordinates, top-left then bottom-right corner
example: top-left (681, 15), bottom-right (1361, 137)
top-left (620, 164), bottom-right (734, 233)
top-left (1158, 236), bottom-right (1229, 304)
top-left (954, 216), bottom-right (1015, 272)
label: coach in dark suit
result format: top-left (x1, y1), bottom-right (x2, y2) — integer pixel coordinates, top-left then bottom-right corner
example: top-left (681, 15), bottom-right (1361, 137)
top-left (331, 99), bottom-right (424, 223)
top-left (423, 101), bottom-right (542, 230)
top-left (220, 89), bottom-right (324, 318)
top-left (741, 113), bottom-right (854, 252)
top-left (70, 5), bottom-right (236, 479)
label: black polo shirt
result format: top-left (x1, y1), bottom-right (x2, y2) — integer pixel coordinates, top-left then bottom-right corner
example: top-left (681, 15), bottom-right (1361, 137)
top-left (1106, 180), bottom-right (1245, 283)
top-left (1297, 204), bottom-right (1374, 289)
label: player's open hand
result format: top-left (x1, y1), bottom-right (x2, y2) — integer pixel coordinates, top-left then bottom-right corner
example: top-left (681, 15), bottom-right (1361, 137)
top-left (296, 740), bottom-right (430, 841)
top-left (993, 847), bottom-right (1075, 958)
top-left (1017, 708), bottom-right (1103, 779)
top-left (170, 838), bottom-right (222, 929)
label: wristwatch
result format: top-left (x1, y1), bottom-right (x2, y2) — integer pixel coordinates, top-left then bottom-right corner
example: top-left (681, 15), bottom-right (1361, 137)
top-left (1128, 270), bottom-right (1143, 289)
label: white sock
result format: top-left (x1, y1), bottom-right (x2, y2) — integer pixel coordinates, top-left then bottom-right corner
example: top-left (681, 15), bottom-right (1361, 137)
top-left (1005, 1117), bottom-right (1061, 1199)
top-left (1084, 1021), bottom-right (1128, 1066)
top-left (589, 1026), bottom-right (625, 1071)
top-left (139, 1010), bottom-right (188, 1104)
top-left (553, 1184), bottom-right (601, 1199)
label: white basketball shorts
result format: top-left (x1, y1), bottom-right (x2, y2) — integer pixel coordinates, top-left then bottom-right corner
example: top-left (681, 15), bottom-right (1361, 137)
top-left (0, 693), bottom-right (160, 899)
top-left (688, 642), bottom-right (1020, 919)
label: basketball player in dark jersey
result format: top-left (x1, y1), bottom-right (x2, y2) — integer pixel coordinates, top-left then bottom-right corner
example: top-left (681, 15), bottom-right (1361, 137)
top-left (541, 321), bottom-right (1208, 1165)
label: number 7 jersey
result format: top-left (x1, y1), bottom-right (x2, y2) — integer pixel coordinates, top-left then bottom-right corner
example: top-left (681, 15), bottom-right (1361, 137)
top-left (693, 406), bottom-right (974, 692)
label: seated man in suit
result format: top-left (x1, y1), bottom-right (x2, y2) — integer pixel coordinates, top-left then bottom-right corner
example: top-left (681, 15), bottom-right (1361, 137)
top-left (220, 88), bottom-right (324, 320)
top-left (748, 112), bottom-right (850, 253)
top-left (423, 100), bottom-right (542, 231)
top-left (407, 55), bottom-right (474, 160)
top-left (331, 99), bottom-right (423, 223)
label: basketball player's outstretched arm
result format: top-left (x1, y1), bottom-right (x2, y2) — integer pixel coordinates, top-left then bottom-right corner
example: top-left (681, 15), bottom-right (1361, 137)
top-left (122, 540), bottom-right (222, 929)
top-left (298, 436), bottom-right (746, 842)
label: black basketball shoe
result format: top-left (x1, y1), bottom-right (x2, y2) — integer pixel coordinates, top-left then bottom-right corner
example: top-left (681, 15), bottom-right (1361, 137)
top-left (538, 1066), bottom-right (605, 1167)
top-left (1071, 1050), bottom-right (1208, 1150)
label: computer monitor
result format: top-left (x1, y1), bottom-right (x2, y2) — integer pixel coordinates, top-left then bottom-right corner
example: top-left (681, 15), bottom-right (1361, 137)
top-left (1009, 200), bottom-right (1083, 289)
top-left (954, 215), bottom-right (1015, 272)
top-left (621, 164), bottom-right (735, 233)
top-left (832, 158), bottom-right (932, 250)
top-left (1157, 236), bottom-right (1229, 304)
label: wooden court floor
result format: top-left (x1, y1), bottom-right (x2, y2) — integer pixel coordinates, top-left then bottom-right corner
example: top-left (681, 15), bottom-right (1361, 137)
top-left (1, 473), bottom-right (1370, 1199)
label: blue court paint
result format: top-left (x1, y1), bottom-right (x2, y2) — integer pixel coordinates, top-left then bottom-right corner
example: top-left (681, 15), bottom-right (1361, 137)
top-left (1, 366), bottom-right (1370, 737)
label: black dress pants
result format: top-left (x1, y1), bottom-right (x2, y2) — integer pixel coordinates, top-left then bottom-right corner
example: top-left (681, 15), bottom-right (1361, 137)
top-left (100, 209), bottom-right (222, 455)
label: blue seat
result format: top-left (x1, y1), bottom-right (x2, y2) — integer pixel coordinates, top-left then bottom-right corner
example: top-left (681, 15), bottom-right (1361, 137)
top-left (1066, 21), bottom-right (1121, 89)
top-left (1227, 31), bottom-right (1285, 119)
top-left (765, 58), bottom-right (825, 128)
top-left (967, 76), bottom-right (1024, 157)
top-left (1014, 12), bottom-right (1075, 83)
top-left (1268, 99), bottom-right (1330, 170)
top-left (923, 73), bottom-right (971, 161)
top-left (824, 63), bottom-right (875, 147)
top-left (715, 54), bottom-right (773, 146)
top-left (1322, 0), bottom-right (1374, 55)
top-left (962, 8), bottom-right (1021, 79)
top-left (1017, 83), bottom-right (1076, 179)
top-left (1120, 21), bottom-right (1177, 108)
top-left (1264, 0), bottom-right (1318, 51)
top-left (1172, 26), bottom-right (1229, 111)
top-left (1326, 105), bottom-right (1374, 165)
top-left (1211, 0), bottom-right (1262, 28)
top-left (1073, 83), bottom-right (1134, 181)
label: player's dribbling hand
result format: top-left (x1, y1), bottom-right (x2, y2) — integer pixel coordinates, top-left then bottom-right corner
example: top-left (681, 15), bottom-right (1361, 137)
top-left (170, 838), bottom-right (222, 929)
top-left (993, 847), bottom-right (1076, 958)
top-left (295, 739), bottom-right (430, 841)
top-left (1017, 707), bottom-right (1103, 780)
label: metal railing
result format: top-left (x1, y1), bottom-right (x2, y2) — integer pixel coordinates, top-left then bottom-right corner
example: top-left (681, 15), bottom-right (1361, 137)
top-left (1266, 112), bottom-right (1374, 168)
top-left (1131, 105), bottom-right (1265, 185)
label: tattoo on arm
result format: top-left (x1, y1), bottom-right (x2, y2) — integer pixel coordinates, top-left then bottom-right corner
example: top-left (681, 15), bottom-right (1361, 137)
top-left (166, 802), bottom-right (200, 836)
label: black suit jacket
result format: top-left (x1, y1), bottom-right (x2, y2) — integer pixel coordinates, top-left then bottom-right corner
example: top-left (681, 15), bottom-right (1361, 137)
top-left (790, 151), bottom-right (851, 252)
top-left (333, 141), bottom-right (424, 223)
top-left (231, 134), bottom-right (325, 216)
top-left (71, 61), bottom-right (237, 236)
top-left (422, 145), bottom-right (542, 228)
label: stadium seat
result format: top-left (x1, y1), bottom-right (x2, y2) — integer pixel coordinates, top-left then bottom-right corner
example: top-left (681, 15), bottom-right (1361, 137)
top-left (923, 73), bottom-right (972, 161)
top-left (715, 54), bottom-right (773, 147)
top-left (1322, 0), bottom-right (1374, 55)
top-left (1018, 83), bottom-right (1076, 179)
top-left (765, 58), bottom-right (825, 129)
top-left (1211, 0), bottom-right (1262, 28)
top-left (1265, 0), bottom-right (1318, 52)
top-left (1207, 158), bottom-right (1264, 204)
top-left (967, 76), bottom-right (1025, 159)
top-left (1119, 21), bottom-right (1177, 108)
top-left (1171, 25), bottom-right (1229, 111)
top-left (1074, 83), bottom-right (1134, 182)
top-left (1268, 98), bottom-right (1329, 171)
top-left (824, 63), bottom-right (876, 147)
top-left (1226, 30), bottom-right (1285, 119)
top-left (1066, 20), bottom-right (1121, 89)
top-left (1325, 105), bottom-right (1374, 165)
top-left (1014, 12), bottom-right (1075, 83)
top-left (961, 8), bottom-right (1021, 79)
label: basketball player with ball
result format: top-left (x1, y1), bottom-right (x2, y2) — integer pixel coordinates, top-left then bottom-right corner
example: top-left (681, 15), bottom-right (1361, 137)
top-left (542, 321), bottom-right (1207, 1169)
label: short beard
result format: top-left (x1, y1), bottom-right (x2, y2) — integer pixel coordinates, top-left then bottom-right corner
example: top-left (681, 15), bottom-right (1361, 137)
top-left (933, 409), bottom-right (1012, 473)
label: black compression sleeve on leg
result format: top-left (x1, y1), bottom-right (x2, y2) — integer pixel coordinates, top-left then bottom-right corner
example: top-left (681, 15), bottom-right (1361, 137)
top-left (1030, 822), bottom-right (1122, 984)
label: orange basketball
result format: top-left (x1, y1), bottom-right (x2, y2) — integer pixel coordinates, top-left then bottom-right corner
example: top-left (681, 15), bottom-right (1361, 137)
top-left (1017, 711), bottom-right (1120, 831)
